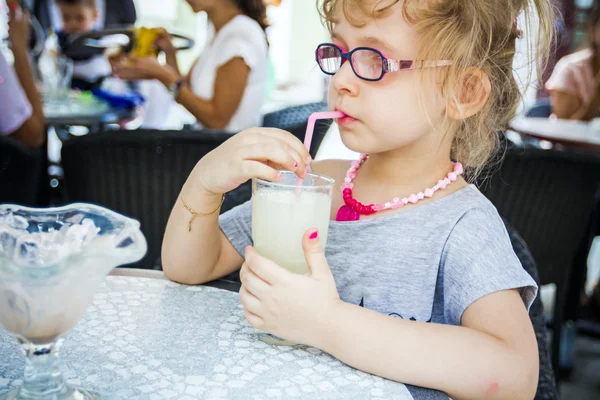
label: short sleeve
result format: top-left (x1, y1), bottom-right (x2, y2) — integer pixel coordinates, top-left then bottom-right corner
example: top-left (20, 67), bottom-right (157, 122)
top-left (213, 28), bottom-right (267, 71)
top-left (0, 53), bottom-right (32, 135)
top-left (545, 56), bottom-right (574, 94)
top-left (545, 49), bottom-right (595, 106)
top-left (219, 200), bottom-right (253, 257)
top-left (441, 207), bottom-right (538, 326)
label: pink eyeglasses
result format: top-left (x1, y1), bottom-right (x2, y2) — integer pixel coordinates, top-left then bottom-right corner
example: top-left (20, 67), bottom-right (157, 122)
top-left (316, 43), bottom-right (453, 82)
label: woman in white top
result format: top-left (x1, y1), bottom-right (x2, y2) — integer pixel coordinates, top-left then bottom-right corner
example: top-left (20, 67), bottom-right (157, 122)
top-left (114, 0), bottom-right (269, 132)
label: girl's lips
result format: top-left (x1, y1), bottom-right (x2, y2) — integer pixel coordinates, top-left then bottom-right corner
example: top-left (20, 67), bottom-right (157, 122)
top-left (337, 114), bottom-right (358, 126)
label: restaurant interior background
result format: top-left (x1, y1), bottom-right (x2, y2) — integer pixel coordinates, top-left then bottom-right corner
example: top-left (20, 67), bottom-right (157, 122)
top-left (98, 0), bottom-right (332, 130)
top-left (0, 0), bottom-right (600, 399)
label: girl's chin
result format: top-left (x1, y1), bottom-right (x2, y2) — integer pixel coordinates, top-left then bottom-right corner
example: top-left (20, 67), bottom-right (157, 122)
top-left (338, 127), bottom-right (370, 154)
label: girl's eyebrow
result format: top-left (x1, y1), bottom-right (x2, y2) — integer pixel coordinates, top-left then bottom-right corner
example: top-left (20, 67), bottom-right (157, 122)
top-left (331, 32), bottom-right (397, 55)
top-left (361, 36), bottom-right (397, 54)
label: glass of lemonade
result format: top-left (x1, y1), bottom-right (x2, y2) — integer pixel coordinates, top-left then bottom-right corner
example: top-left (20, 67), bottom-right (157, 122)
top-left (252, 171), bottom-right (335, 344)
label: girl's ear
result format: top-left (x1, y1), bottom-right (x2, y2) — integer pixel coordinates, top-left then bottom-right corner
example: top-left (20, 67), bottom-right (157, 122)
top-left (446, 68), bottom-right (491, 120)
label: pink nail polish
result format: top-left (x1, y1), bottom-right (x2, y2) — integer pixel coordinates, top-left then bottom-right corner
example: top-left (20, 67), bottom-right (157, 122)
top-left (277, 172), bottom-right (283, 180)
top-left (293, 162), bottom-right (299, 170)
top-left (309, 230), bottom-right (319, 240)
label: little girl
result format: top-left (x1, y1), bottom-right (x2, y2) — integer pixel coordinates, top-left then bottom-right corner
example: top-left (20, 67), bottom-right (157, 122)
top-left (162, 0), bottom-right (554, 398)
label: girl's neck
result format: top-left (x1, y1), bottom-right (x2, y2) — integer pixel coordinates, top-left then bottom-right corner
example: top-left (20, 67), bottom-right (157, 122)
top-left (207, 3), bottom-right (242, 33)
top-left (358, 149), bottom-right (456, 195)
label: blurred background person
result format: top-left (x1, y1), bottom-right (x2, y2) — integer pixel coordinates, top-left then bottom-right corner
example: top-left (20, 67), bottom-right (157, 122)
top-left (113, 0), bottom-right (269, 132)
top-left (546, 1), bottom-right (600, 120)
top-left (0, 4), bottom-right (45, 148)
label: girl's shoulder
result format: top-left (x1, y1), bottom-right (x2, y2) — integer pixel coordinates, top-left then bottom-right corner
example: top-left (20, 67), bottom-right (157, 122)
top-left (216, 15), bottom-right (267, 52)
top-left (549, 49), bottom-right (593, 80)
top-left (221, 15), bottom-right (264, 39)
top-left (560, 48), bottom-right (593, 66)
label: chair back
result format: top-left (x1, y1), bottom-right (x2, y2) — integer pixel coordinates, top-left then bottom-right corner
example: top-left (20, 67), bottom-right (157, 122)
top-left (480, 142), bottom-right (600, 379)
top-left (61, 129), bottom-right (247, 269)
top-left (479, 143), bottom-right (600, 287)
top-left (525, 98), bottom-right (552, 118)
top-left (504, 222), bottom-right (559, 399)
top-left (0, 136), bottom-right (44, 206)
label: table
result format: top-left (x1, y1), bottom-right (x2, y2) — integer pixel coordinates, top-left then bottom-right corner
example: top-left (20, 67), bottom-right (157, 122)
top-left (44, 95), bottom-right (137, 134)
top-left (41, 95), bottom-right (137, 205)
top-left (46, 105), bottom-right (135, 129)
top-left (0, 273), bottom-right (426, 400)
top-left (509, 116), bottom-right (600, 151)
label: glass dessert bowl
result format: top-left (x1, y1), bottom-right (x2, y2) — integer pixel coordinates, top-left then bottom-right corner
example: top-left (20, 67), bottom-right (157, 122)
top-left (0, 203), bottom-right (147, 400)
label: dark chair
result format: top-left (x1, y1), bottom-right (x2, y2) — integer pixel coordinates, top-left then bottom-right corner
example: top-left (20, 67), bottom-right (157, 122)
top-left (479, 141), bottom-right (600, 380)
top-left (505, 222), bottom-right (559, 399)
top-left (262, 102), bottom-right (332, 158)
top-left (0, 135), bottom-right (45, 206)
top-left (60, 129), bottom-right (249, 269)
top-left (525, 98), bottom-right (552, 118)
top-left (30, 0), bottom-right (137, 40)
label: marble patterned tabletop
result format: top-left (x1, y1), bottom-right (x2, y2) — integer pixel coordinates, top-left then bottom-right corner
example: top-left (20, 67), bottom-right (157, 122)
top-left (0, 276), bottom-right (417, 399)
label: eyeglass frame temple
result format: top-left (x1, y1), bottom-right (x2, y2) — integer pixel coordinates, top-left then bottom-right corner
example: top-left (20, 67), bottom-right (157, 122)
top-left (384, 59), bottom-right (453, 72)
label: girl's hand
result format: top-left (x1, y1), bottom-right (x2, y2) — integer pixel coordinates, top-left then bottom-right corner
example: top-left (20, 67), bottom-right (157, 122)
top-left (8, 5), bottom-right (30, 53)
top-left (113, 56), bottom-right (165, 81)
top-left (155, 29), bottom-right (176, 55)
top-left (192, 127), bottom-right (312, 196)
top-left (239, 229), bottom-right (341, 347)
top-left (107, 48), bottom-right (126, 72)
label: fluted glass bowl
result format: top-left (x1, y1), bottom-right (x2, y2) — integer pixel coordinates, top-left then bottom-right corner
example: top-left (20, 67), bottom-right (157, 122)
top-left (0, 203), bottom-right (147, 400)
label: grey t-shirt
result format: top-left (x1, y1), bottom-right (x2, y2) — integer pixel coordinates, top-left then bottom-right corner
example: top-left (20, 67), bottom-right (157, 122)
top-left (219, 185), bottom-right (537, 400)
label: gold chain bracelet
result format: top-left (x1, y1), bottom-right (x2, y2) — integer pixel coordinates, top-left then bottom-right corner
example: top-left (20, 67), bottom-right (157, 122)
top-left (181, 194), bottom-right (225, 232)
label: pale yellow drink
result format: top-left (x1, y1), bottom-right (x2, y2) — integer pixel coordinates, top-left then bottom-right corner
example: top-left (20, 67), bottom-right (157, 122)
top-left (252, 172), bottom-right (335, 274)
top-left (252, 190), bottom-right (332, 273)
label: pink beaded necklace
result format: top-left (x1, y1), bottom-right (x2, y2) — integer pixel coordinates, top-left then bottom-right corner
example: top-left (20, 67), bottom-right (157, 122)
top-left (336, 154), bottom-right (464, 222)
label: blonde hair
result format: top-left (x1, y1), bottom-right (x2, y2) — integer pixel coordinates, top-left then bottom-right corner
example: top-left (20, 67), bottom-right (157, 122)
top-left (318, 0), bottom-right (555, 179)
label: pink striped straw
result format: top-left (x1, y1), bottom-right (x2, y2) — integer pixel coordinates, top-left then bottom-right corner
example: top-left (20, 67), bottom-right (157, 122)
top-left (303, 111), bottom-right (345, 153)
top-left (296, 111), bottom-right (345, 187)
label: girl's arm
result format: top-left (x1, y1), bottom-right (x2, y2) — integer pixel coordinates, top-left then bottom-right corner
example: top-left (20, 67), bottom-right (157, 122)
top-left (240, 233), bottom-right (538, 400)
top-left (155, 31), bottom-right (181, 76)
top-left (156, 57), bottom-right (251, 130)
top-left (164, 51), bottom-right (181, 77)
top-left (8, 8), bottom-right (45, 148)
top-left (318, 289), bottom-right (538, 400)
top-left (551, 89), bottom-right (600, 121)
top-left (115, 56), bottom-right (251, 130)
top-left (550, 90), bottom-right (583, 119)
top-left (161, 128), bottom-right (311, 285)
